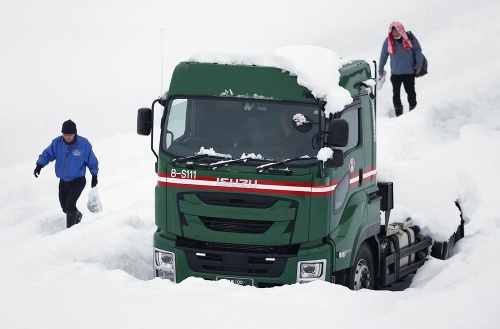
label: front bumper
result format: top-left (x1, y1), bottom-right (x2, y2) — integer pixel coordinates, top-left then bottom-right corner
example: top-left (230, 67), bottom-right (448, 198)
top-left (154, 232), bottom-right (332, 287)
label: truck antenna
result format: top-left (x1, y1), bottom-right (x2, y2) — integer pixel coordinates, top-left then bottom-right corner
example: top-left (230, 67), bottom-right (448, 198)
top-left (373, 60), bottom-right (377, 117)
top-left (160, 29), bottom-right (164, 96)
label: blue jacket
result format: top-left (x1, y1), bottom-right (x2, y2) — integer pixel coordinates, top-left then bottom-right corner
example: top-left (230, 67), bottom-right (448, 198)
top-left (379, 35), bottom-right (424, 75)
top-left (36, 135), bottom-right (99, 181)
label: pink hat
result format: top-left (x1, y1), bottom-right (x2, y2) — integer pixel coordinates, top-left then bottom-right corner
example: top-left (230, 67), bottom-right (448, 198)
top-left (387, 21), bottom-right (413, 54)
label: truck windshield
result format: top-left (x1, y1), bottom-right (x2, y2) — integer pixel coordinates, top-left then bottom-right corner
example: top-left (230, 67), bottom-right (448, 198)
top-left (162, 98), bottom-right (320, 162)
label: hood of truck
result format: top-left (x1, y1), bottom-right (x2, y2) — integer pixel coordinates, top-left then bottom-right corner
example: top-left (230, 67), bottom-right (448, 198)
top-left (156, 163), bottom-right (334, 246)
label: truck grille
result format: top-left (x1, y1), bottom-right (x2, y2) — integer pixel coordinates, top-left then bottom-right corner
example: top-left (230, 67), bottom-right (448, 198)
top-left (178, 192), bottom-right (298, 237)
top-left (195, 192), bottom-right (279, 208)
top-left (176, 192), bottom-right (299, 277)
top-left (200, 217), bottom-right (272, 234)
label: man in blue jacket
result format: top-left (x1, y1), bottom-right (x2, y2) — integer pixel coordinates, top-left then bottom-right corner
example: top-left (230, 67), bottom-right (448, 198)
top-left (34, 120), bottom-right (99, 228)
top-left (379, 21), bottom-right (424, 117)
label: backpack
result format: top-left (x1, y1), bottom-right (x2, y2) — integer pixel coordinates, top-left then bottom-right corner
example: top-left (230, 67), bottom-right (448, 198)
top-left (407, 31), bottom-right (428, 77)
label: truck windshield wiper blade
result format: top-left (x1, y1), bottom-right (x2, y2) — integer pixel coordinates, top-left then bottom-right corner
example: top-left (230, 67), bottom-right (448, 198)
top-left (172, 153), bottom-right (229, 165)
top-left (256, 157), bottom-right (315, 173)
top-left (209, 158), bottom-right (248, 170)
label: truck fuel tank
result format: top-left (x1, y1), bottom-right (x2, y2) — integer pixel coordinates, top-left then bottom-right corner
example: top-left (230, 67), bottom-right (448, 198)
top-left (387, 218), bottom-right (416, 268)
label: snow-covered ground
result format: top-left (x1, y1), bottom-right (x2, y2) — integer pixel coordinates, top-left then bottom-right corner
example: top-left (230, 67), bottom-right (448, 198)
top-left (1, 0), bottom-right (500, 328)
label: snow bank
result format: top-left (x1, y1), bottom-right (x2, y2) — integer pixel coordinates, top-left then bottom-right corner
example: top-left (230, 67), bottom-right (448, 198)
top-left (2, 0), bottom-right (500, 328)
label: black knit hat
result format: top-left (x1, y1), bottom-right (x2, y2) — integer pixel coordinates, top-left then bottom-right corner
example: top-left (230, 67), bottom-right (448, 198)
top-left (61, 120), bottom-right (77, 134)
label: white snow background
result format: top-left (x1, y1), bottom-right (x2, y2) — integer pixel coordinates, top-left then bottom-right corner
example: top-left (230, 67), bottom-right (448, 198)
top-left (1, 0), bottom-right (500, 328)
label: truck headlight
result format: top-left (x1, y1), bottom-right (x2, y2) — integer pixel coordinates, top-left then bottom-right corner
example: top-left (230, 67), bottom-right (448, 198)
top-left (154, 249), bottom-right (176, 282)
top-left (297, 259), bottom-right (326, 283)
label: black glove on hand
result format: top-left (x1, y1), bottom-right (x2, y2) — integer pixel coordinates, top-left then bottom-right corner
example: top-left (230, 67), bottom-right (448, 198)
top-left (33, 165), bottom-right (42, 178)
top-left (91, 175), bottom-right (98, 188)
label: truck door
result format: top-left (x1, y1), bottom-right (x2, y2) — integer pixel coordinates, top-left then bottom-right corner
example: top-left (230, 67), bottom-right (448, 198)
top-left (329, 99), bottom-right (370, 269)
top-left (334, 99), bottom-right (364, 214)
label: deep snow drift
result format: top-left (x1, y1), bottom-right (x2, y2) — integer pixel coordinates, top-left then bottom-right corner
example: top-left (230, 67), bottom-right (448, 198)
top-left (1, 0), bottom-right (500, 328)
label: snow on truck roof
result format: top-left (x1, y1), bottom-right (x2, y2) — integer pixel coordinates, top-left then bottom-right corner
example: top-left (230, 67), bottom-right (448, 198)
top-left (189, 45), bottom-right (354, 117)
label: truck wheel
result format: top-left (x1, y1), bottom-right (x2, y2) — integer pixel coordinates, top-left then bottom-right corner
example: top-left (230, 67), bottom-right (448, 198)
top-left (431, 240), bottom-right (450, 260)
top-left (432, 202), bottom-right (464, 260)
top-left (347, 242), bottom-right (374, 290)
top-left (432, 230), bottom-right (459, 260)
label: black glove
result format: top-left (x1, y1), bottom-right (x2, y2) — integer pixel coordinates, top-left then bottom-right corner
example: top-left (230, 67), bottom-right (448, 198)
top-left (33, 165), bottom-right (43, 178)
top-left (91, 175), bottom-right (98, 188)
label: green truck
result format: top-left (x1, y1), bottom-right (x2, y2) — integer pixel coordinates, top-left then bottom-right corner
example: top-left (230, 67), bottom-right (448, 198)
top-left (137, 50), bottom-right (463, 289)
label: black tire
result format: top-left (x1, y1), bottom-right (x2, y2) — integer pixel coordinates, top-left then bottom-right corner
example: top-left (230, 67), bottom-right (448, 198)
top-left (431, 240), bottom-right (450, 260)
top-left (347, 242), bottom-right (374, 290)
top-left (432, 202), bottom-right (465, 260)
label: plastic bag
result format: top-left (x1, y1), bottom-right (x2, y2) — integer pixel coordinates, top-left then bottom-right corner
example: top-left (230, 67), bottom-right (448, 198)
top-left (87, 187), bottom-right (103, 213)
top-left (376, 71), bottom-right (386, 90)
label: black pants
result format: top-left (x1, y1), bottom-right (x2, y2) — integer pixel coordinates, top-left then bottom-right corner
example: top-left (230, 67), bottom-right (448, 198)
top-left (59, 176), bottom-right (86, 213)
top-left (391, 74), bottom-right (417, 116)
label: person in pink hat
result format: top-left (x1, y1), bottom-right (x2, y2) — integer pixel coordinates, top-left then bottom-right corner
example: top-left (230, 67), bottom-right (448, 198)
top-left (379, 21), bottom-right (424, 117)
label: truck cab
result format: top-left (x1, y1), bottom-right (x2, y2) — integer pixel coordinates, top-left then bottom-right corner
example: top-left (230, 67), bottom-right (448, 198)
top-left (138, 53), bottom-right (461, 289)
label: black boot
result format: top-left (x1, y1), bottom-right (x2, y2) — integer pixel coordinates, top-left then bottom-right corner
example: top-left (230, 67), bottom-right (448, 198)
top-left (66, 211), bottom-right (78, 228)
top-left (395, 106), bottom-right (403, 117)
top-left (76, 211), bottom-right (83, 224)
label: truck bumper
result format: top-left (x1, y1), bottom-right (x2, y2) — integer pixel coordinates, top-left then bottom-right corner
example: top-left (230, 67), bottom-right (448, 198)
top-left (154, 232), bottom-right (333, 287)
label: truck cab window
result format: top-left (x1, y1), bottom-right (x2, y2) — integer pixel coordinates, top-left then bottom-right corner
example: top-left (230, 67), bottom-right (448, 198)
top-left (164, 99), bottom-right (187, 149)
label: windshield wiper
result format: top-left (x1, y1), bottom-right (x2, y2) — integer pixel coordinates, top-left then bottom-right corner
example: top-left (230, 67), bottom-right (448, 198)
top-left (209, 158), bottom-right (249, 170)
top-left (172, 153), bottom-right (229, 165)
top-left (256, 157), bottom-right (316, 173)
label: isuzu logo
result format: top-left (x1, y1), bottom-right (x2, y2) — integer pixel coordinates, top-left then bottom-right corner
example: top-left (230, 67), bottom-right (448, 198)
top-left (217, 178), bottom-right (258, 188)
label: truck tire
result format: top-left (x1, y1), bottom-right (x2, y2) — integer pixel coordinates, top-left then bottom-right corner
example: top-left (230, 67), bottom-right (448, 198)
top-left (347, 242), bottom-right (374, 290)
top-left (431, 240), bottom-right (450, 260)
top-left (431, 202), bottom-right (464, 260)
top-left (431, 229), bottom-right (460, 260)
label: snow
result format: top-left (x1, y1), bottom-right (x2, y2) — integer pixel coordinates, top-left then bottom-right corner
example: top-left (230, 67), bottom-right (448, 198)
top-left (196, 146), bottom-right (232, 159)
top-left (1, 0), bottom-right (500, 328)
top-left (190, 45), bottom-right (353, 116)
top-left (317, 147), bottom-right (334, 162)
top-left (292, 113), bottom-right (309, 126)
top-left (241, 153), bottom-right (264, 160)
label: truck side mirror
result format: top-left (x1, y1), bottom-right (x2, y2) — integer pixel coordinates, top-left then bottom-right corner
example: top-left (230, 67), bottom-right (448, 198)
top-left (328, 119), bottom-right (349, 147)
top-left (137, 108), bottom-right (152, 136)
top-left (324, 149), bottom-right (344, 168)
